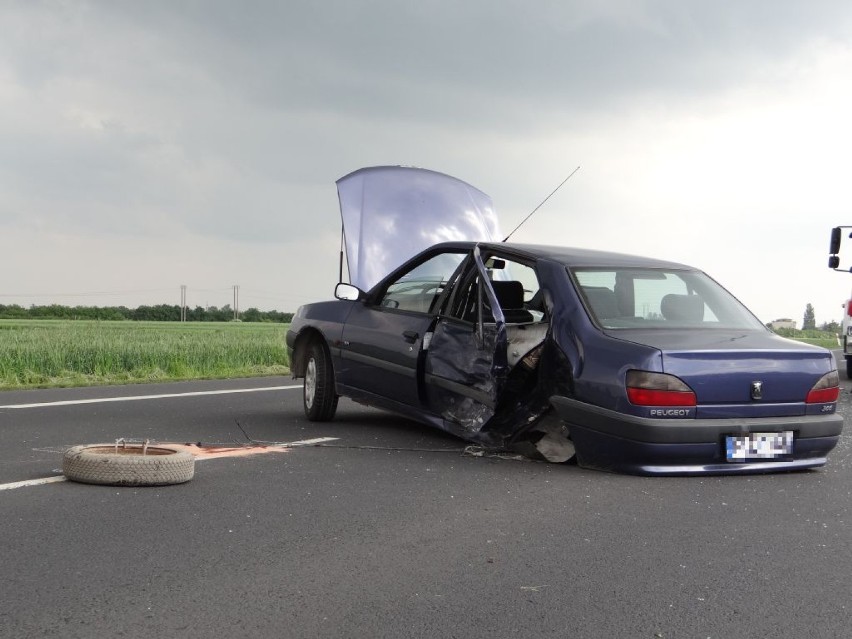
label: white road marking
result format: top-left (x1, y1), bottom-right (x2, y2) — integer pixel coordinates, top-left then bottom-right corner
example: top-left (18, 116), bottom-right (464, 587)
top-left (280, 437), bottom-right (338, 447)
top-left (1, 437), bottom-right (339, 491)
top-left (0, 385), bottom-right (303, 410)
top-left (0, 476), bottom-right (67, 491)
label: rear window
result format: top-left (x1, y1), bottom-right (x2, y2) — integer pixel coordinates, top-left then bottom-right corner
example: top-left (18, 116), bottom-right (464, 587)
top-left (572, 268), bottom-right (765, 330)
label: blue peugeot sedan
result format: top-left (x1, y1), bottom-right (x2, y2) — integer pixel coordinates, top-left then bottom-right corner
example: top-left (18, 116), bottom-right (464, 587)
top-left (287, 166), bottom-right (842, 475)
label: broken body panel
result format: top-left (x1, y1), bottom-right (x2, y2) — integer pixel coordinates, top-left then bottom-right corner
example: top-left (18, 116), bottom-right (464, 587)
top-left (296, 242), bottom-right (566, 458)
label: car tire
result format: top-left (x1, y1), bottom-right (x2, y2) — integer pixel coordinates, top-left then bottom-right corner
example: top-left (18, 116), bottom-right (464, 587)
top-left (304, 340), bottom-right (339, 421)
top-left (63, 444), bottom-right (195, 486)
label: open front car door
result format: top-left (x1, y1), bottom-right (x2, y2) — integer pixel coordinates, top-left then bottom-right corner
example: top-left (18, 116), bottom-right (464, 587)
top-left (424, 246), bottom-right (558, 454)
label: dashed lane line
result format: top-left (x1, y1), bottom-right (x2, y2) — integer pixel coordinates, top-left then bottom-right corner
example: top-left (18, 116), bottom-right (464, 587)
top-left (0, 476), bottom-right (67, 491)
top-left (0, 385), bottom-right (303, 410)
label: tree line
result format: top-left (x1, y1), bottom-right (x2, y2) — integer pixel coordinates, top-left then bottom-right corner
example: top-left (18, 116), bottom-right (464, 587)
top-left (801, 303), bottom-right (839, 333)
top-left (0, 303), bottom-right (293, 323)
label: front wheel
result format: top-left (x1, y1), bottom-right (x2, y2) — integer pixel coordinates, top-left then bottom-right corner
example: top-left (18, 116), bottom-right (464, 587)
top-left (303, 341), bottom-right (339, 421)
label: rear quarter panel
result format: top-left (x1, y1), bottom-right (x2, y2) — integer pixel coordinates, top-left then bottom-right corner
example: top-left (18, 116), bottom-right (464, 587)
top-left (539, 259), bottom-right (662, 410)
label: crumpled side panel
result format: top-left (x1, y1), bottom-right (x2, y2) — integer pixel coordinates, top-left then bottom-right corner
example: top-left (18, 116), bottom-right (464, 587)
top-left (426, 322), bottom-right (501, 433)
top-left (424, 316), bottom-right (576, 456)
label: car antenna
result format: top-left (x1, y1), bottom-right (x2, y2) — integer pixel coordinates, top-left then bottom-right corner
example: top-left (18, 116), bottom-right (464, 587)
top-left (502, 165), bottom-right (580, 242)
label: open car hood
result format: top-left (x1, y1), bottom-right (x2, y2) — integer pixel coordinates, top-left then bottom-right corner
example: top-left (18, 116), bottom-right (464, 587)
top-left (336, 166), bottom-right (502, 291)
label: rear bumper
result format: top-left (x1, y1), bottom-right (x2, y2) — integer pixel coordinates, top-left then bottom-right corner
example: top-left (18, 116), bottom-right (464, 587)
top-left (550, 395), bottom-right (844, 476)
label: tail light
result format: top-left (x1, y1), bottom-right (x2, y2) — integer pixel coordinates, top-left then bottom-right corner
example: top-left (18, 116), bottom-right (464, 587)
top-left (626, 371), bottom-right (696, 406)
top-left (847, 301), bottom-right (852, 317)
top-left (806, 371), bottom-right (840, 404)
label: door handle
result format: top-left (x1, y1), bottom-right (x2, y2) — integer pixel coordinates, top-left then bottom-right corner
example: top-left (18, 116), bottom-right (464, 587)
top-left (402, 330), bottom-right (419, 343)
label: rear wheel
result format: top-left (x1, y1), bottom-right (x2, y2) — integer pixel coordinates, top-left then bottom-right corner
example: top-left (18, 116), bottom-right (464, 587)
top-left (304, 340), bottom-right (338, 421)
top-left (846, 356), bottom-right (852, 379)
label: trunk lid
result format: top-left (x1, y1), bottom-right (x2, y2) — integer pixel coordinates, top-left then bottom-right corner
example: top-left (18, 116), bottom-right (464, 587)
top-left (612, 329), bottom-right (835, 416)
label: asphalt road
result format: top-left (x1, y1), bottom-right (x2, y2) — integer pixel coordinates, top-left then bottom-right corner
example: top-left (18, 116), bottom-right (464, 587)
top-left (1, 363), bottom-right (851, 639)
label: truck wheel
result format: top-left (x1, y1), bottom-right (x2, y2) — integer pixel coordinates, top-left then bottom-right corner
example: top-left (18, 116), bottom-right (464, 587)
top-left (304, 340), bottom-right (339, 421)
top-left (846, 358), bottom-right (852, 379)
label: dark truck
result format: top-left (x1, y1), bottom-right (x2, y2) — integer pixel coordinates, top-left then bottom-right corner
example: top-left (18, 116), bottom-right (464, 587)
top-left (829, 227), bottom-right (852, 376)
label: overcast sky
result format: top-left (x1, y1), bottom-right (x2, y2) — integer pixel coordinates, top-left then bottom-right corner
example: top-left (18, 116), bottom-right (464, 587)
top-left (3, 0), bottom-right (852, 325)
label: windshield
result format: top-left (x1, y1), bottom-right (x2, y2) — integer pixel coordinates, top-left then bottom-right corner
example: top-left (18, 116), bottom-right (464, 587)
top-left (572, 267), bottom-right (766, 330)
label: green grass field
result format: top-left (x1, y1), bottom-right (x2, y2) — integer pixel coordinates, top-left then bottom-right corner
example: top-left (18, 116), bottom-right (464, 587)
top-left (0, 320), bottom-right (290, 390)
top-left (0, 319), bottom-right (839, 391)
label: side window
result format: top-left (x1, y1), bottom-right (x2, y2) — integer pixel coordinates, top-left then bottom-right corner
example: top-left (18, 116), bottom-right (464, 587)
top-left (446, 255), bottom-right (545, 323)
top-left (493, 260), bottom-right (544, 322)
top-left (379, 252), bottom-right (466, 314)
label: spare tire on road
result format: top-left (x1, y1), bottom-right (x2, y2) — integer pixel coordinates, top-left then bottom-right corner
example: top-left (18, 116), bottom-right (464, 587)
top-left (63, 443), bottom-right (195, 486)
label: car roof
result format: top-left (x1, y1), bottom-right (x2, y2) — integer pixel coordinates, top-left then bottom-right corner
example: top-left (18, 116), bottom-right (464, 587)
top-left (431, 241), bottom-right (697, 270)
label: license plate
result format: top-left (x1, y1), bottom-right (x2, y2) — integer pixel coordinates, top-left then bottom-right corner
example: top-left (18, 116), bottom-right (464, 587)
top-left (725, 431), bottom-right (794, 461)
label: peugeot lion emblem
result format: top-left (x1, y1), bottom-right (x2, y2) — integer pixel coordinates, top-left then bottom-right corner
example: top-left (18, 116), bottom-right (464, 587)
top-left (750, 381), bottom-right (763, 400)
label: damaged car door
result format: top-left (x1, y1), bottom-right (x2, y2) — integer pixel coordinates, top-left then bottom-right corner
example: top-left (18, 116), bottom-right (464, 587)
top-left (424, 247), bottom-right (549, 437)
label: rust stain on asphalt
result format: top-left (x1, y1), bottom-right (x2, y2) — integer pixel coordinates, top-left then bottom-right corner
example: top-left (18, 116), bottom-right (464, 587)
top-left (167, 443), bottom-right (290, 459)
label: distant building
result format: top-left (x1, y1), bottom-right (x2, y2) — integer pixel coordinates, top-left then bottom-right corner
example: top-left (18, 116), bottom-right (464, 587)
top-left (770, 318), bottom-right (796, 330)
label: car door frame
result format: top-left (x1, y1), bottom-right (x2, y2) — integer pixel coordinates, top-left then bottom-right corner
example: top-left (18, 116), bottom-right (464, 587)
top-left (423, 245), bottom-right (511, 431)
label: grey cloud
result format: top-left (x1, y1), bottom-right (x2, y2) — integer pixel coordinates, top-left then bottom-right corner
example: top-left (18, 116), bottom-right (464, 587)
top-left (7, 1), bottom-right (852, 139)
top-left (82, 1), bottom-right (852, 121)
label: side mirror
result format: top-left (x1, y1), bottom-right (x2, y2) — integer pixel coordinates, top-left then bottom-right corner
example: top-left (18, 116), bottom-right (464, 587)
top-left (335, 283), bottom-right (362, 301)
top-left (830, 227), bottom-right (842, 255)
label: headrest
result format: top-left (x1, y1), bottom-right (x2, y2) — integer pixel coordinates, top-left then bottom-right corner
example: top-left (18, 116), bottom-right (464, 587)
top-left (583, 286), bottom-right (619, 319)
top-left (491, 280), bottom-right (525, 309)
top-left (661, 294), bottom-right (704, 322)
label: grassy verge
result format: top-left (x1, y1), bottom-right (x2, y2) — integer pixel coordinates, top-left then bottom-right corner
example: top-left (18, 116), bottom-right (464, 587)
top-left (773, 328), bottom-right (839, 351)
top-left (793, 337), bottom-right (839, 349)
top-left (0, 320), bottom-right (290, 390)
